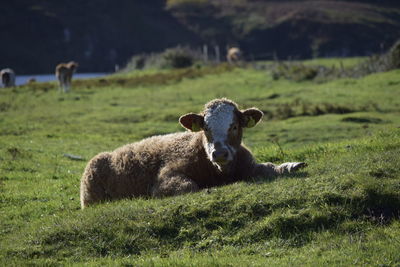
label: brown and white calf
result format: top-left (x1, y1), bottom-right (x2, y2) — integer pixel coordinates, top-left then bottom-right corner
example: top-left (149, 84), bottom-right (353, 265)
top-left (227, 47), bottom-right (242, 64)
top-left (55, 61), bottom-right (78, 92)
top-left (0, 68), bottom-right (16, 87)
top-left (80, 98), bottom-right (306, 208)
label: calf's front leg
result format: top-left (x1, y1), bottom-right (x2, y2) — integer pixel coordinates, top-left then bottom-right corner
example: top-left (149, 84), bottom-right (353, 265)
top-left (151, 175), bottom-right (199, 197)
top-left (252, 162), bottom-right (307, 178)
top-left (151, 163), bottom-right (199, 197)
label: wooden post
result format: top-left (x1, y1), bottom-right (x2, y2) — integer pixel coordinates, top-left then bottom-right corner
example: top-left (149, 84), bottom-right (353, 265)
top-left (214, 45), bottom-right (220, 63)
top-left (203, 44), bottom-right (208, 63)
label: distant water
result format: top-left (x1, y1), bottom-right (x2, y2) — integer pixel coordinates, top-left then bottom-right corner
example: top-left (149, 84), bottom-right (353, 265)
top-left (15, 73), bottom-right (108, 86)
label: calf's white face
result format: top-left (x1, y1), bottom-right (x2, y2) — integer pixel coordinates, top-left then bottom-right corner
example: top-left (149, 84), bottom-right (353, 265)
top-left (179, 99), bottom-right (263, 171)
top-left (203, 103), bottom-right (236, 166)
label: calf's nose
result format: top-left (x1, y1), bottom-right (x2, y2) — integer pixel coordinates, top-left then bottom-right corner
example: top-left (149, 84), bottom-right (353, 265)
top-left (212, 149), bottom-right (229, 162)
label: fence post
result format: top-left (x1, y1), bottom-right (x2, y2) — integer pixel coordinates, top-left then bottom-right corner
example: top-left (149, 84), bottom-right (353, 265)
top-left (203, 44), bottom-right (208, 63)
top-left (214, 45), bottom-right (220, 63)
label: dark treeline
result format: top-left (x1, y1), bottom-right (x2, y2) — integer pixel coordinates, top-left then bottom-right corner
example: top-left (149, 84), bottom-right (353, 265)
top-left (0, 0), bottom-right (199, 74)
top-left (1, 0), bottom-right (399, 74)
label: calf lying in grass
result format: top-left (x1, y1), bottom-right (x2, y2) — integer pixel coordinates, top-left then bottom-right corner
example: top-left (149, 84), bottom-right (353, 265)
top-left (80, 98), bottom-right (306, 208)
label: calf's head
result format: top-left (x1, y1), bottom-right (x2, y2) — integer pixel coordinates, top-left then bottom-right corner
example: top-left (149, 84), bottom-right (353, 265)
top-left (67, 61), bottom-right (79, 71)
top-left (179, 98), bottom-right (263, 171)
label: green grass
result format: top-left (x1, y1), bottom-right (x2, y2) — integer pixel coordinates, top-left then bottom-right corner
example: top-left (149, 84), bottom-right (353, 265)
top-left (301, 57), bottom-right (366, 68)
top-left (1, 62), bottom-right (400, 265)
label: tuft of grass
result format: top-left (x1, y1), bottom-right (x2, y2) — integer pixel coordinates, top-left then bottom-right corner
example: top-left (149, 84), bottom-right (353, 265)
top-left (160, 46), bottom-right (198, 69)
top-left (272, 39), bottom-right (400, 82)
top-left (124, 46), bottom-right (204, 72)
top-left (272, 63), bottom-right (319, 82)
top-left (22, 63), bottom-right (235, 91)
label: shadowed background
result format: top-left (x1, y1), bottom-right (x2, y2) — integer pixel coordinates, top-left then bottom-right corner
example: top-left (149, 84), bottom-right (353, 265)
top-left (1, 0), bottom-right (399, 74)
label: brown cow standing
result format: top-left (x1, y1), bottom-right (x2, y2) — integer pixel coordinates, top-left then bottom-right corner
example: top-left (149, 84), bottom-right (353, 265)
top-left (0, 68), bottom-right (16, 87)
top-left (55, 61), bottom-right (78, 92)
top-left (80, 98), bottom-right (306, 209)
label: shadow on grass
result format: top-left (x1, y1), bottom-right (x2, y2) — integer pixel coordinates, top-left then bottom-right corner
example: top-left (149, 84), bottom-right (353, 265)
top-left (248, 170), bottom-right (309, 184)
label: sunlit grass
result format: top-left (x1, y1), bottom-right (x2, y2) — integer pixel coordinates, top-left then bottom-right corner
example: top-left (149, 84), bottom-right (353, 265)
top-left (0, 62), bottom-right (399, 265)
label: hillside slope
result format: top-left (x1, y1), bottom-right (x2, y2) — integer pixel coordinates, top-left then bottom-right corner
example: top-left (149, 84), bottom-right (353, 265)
top-left (0, 0), bottom-right (199, 74)
top-left (0, 60), bottom-right (399, 265)
top-left (167, 0), bottom-right (400, 59)
top-left (1, 0), bottom-right (400, 74)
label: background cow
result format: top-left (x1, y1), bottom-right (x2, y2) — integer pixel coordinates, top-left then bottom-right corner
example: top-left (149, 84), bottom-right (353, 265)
top-left (0, 68), bottom-right (16, 87)
top-left (227, 47), bottom-right (242, 65)
top-left (55, 61), bottom-right (78, 92)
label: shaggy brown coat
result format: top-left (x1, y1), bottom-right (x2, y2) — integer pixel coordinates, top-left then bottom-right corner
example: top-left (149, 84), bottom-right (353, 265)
top-left (80, 99), bottom-right (305, 208)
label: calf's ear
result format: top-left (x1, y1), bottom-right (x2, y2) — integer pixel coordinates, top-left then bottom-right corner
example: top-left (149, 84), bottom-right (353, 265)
top-left (241, 108), bottom-right (263, 128)
top-left (179, 113), bottom-right (204, 132)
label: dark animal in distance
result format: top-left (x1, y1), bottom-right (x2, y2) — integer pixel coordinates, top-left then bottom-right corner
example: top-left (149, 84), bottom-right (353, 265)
top-left (27, 78), bottom-right (36, 84)
top-left (55, 61), bottom-right (78, 92)
top-left (0, 68), bottom-right (16, 87)
top-left (80, 98), bottom-right (306, 209)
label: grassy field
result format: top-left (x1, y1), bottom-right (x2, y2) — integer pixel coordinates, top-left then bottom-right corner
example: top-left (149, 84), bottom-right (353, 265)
top-left (0, 59), bottom-right (400, 265)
